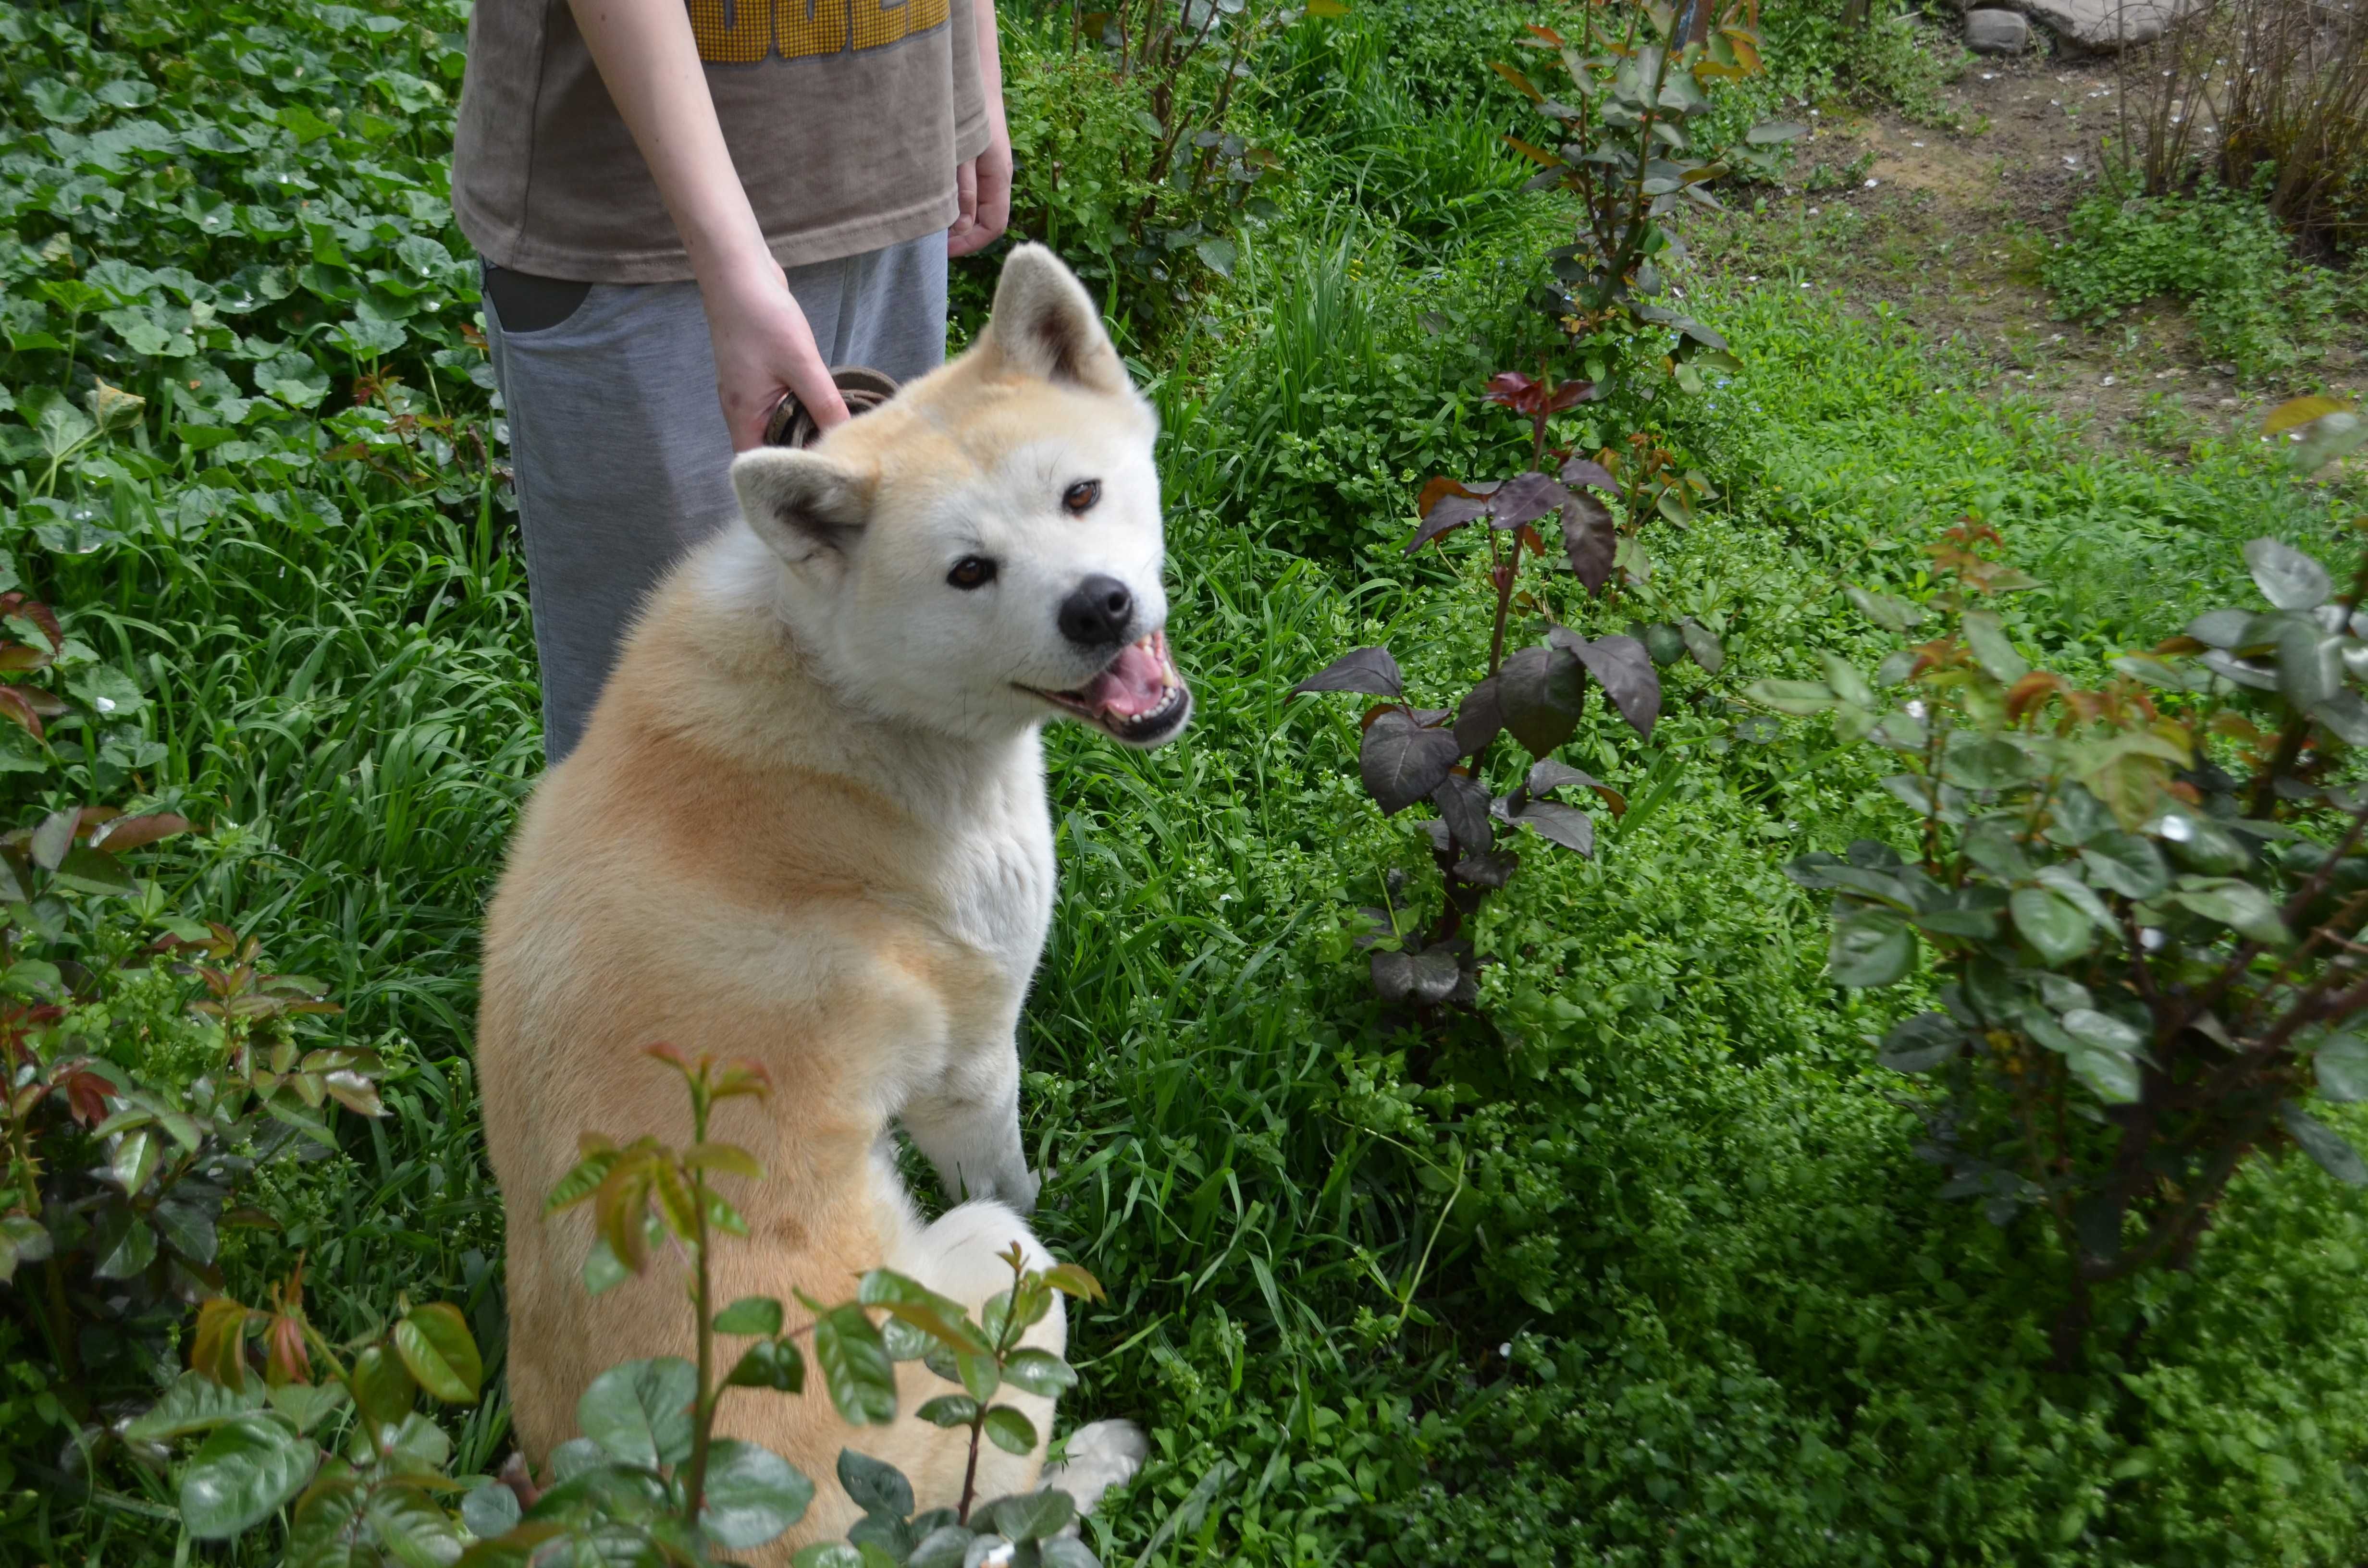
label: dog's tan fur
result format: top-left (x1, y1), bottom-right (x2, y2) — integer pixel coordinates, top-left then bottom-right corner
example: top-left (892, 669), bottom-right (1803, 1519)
top-left (477, 247), bottom-right (1173, 1550)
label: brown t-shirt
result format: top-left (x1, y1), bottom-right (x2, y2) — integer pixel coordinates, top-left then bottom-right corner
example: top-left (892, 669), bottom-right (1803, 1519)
top-left (453, 0), bottom-right (989, 282)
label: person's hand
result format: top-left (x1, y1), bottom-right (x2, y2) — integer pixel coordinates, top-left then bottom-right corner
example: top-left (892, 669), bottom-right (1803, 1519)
top-left (699, 253), bottom-right (848, 451)
top-left (948, 115), bottom-right (1012, 258)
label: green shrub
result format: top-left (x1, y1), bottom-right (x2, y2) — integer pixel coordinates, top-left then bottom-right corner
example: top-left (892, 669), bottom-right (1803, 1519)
top-left (2042, 183), bottom-right (2350, 378)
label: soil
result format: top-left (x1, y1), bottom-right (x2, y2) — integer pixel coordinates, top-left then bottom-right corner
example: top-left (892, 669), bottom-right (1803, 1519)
top-left (1691, 41), bottom-right (2365, 458)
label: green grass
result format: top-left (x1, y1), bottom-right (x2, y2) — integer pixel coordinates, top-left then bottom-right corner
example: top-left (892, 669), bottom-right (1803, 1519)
top-left (9, 0), bottom-right (2368, 1564)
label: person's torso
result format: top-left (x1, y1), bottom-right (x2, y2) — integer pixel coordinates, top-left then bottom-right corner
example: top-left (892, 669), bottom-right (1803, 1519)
top-left (452, 0), bottom-right (987, 282)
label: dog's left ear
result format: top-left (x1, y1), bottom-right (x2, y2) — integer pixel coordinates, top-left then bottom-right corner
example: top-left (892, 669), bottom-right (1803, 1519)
top-left (731, 447), bottom-right (872, 569)
top-left (981, 244), bottom-right (1133, 400)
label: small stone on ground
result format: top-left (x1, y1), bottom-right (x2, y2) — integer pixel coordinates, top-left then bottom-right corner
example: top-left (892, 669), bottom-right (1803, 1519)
top-left (1964, 9), bottom-right (2030, 52)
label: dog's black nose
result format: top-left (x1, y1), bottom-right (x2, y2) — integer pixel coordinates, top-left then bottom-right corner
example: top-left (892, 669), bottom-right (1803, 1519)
top-left (1058, 575), bottom-right (1134, 647)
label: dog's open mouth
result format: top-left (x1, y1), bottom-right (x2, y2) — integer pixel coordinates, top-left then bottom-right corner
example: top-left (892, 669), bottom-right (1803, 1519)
top-left (1021, 630), bottom-right (1191, 746)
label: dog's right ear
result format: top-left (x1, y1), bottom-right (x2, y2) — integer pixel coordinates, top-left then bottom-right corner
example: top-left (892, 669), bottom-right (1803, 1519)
top-left (731, 447), bottom-right (871, 568)
top-left (980, 243), bottom-right (1132, 400)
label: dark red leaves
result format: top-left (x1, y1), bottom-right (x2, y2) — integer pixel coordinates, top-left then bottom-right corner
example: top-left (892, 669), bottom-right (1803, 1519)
top-left (1549, 626), bottom-right (1661, 738)
top-left (1455, 677), bottom-right (1504, 758)
top-left (0, 687), bottom-right (43, 740)
top-left (1361, 710), bottom-right (1462, 814)
top-left (1483, 372), bottom-right (1597, 416)
top-left (1561, 491), bottom-right (1617, 596)
top-left (1558, 456), bottom-right (1622, 495)
top-left (1407, 479), bottom-right (1501, 554)
top-left (58, 1061), bottom-right (119, 1125)
top-left (1293, 647), bottom-right (1405, 699)
top-left (1488, 471), bottom-right (1579, 528)
top-left (1497, 645), bottom-right (1589, 756)
top-left (1431, 773), bottom-right (1494, 852)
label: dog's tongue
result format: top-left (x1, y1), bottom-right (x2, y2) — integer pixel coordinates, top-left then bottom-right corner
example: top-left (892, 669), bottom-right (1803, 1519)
top-left (1079, 640), bottom-right (1168, 718)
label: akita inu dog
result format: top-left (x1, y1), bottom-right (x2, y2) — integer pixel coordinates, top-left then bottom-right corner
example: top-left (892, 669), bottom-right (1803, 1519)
top-left (477, 245), bottom-right (1183, 1548)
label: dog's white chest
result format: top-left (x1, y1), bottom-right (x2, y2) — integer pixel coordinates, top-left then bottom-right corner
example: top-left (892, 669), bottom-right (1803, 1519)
top-left (937, 766), bottom-right (1056, 981)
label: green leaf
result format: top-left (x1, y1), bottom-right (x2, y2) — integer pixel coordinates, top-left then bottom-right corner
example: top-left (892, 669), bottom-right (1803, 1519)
top-left (257, 349), bottom-right (332, 408)
top-left (2081, 832), bottom-right (2169, 900)
top-left (794, 1546), bottom-right (866, 1568)
top-left (546, 1437), bottom-right (607, 1483)
top-left (178, 1413), bottom-right (319, 1538)
top-left (123, 1370), bottom-right (266, 1442)
top-left (915, 1394), bottom-right (979, 1427)
top-left (365, 1479), bottom-right (466, 1568)
top-left (2171, 879), bottom-right (2289, 945)
top-left (2034, 865), bottom-right (2115, 929)
top-left (714, 1295), bottom-right (784, 1336)
top-left (727, 1337), bottom-right (806, 1393)
top-left (857, 1268), bottom-right (992, 1356)
top-left (1039, 1536), bottom-right (1104, 1568)
top-left (1193, 237), bottom-right (1237, 278)
top-left (1877, 1012), bottom-right (1962, 1074)
top-left (351, 1343), bottom-right (419, 1429)
top-left (2282, 1102), bottom-right (2368, 1186)
top-left (1827, 909), bottom-right (1913, 987)
top-left (922, 1338), bottom-right (1002, 1403)
top-left (1819, 653), bottom-right (1873, 709)
top-left (1845, 585), bottom-right (1924, 633)
top-left (384, 1411), bottom-right (453, 1475)
top-left (67, 664), bottom-right (148, 719)
top-left (2245, 536), bottom-right (2331, 611)
top-left (2316, 1035), bottom-right (2368, 1102)
top-left (109, 1126), bottom-right (161, 1195)
top-left (461, 1480), bottom-right (522, 1540)
top-left (812, 1304), bottom-right (898, 1426)
top-left (988, 1488), bottom-right (1077, 1543)
top-left (2010, 887), bottom-right (2094, 965)
top-left (394, 1302), bottom-right (483, 1404)
top-left (1942, 733), bottom-right (2029, 791)
top-left (999, 1348), bottom-right (1079, 1398)
top-left (54, 846), bottom-right (136, 896)
top-left (2064, 1044), bottom-right (2143, 1104)
top-left (268, 1381), bottom-right (350, 1436)
top-left (837, 1448), bottom-right (914, 1517)
top-left (1961, 609), bottom-right (2029, 684)
top-left (582, 1234), bottom-right (630, 1296)
top-left (1744, 678), bottom-right (1835, 715)
top-left (578, 1357), bottom-right (697, 1469)
top-left (981, 1406), bottom-right (1039, 1456)
top-left (92, 1209), bottom-right (158, 1279)
top-left (907, 1524), bottom-right (980, 1568)
top-left (1961, 818), bottom-right (2035, 881)
top-left (286, 1471), bottom-right (366, 1560)
top-left (700, 1439), bottom-right (815, 1549)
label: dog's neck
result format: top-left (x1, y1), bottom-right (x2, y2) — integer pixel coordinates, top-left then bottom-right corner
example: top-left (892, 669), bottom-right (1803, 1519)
top-left (615, 521), bottom-right (1047, 827)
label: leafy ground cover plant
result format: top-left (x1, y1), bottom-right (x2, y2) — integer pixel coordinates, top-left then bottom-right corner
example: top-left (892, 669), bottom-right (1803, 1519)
top-left (1753, 483), bottom-right (2368, 1361)
top-left (140, 1044), bottom-right (1111, 1565)
top-left (1293, 368), bottom-right (1704, 1006)
top-left (1495, 0), bottom-right (1803, 394)
top-left (2040, 176), bottom-right (2350, 380)
top-left (0, 569), bottom-right (386, 1458)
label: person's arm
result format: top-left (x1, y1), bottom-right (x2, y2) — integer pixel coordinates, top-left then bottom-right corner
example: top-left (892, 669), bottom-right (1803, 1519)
top-left (947, 0), bottom-right (1011, 258)
top-left (566, 0), bottom-right (848, 448)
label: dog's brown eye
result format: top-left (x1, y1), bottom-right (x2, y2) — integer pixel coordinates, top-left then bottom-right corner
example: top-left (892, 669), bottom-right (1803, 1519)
top-left (947, 555), bottom-right (997, 590)
top-left (1062, 479), bottom-right (1101, 514)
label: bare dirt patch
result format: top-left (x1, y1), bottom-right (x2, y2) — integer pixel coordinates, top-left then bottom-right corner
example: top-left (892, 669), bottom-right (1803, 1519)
top-left (1692, 43), bottom-right (2363, 458)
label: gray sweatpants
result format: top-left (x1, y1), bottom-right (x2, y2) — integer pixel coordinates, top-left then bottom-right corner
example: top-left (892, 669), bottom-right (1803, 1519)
top-left (482, 233), bottom-right (948, 763)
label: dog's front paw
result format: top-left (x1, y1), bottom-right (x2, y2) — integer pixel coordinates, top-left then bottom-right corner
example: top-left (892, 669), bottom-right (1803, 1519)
top-left (1001, 1164), bottom-right (1042, 1216)
top-left (1043, 1419), bottom-right (1148, 1516)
